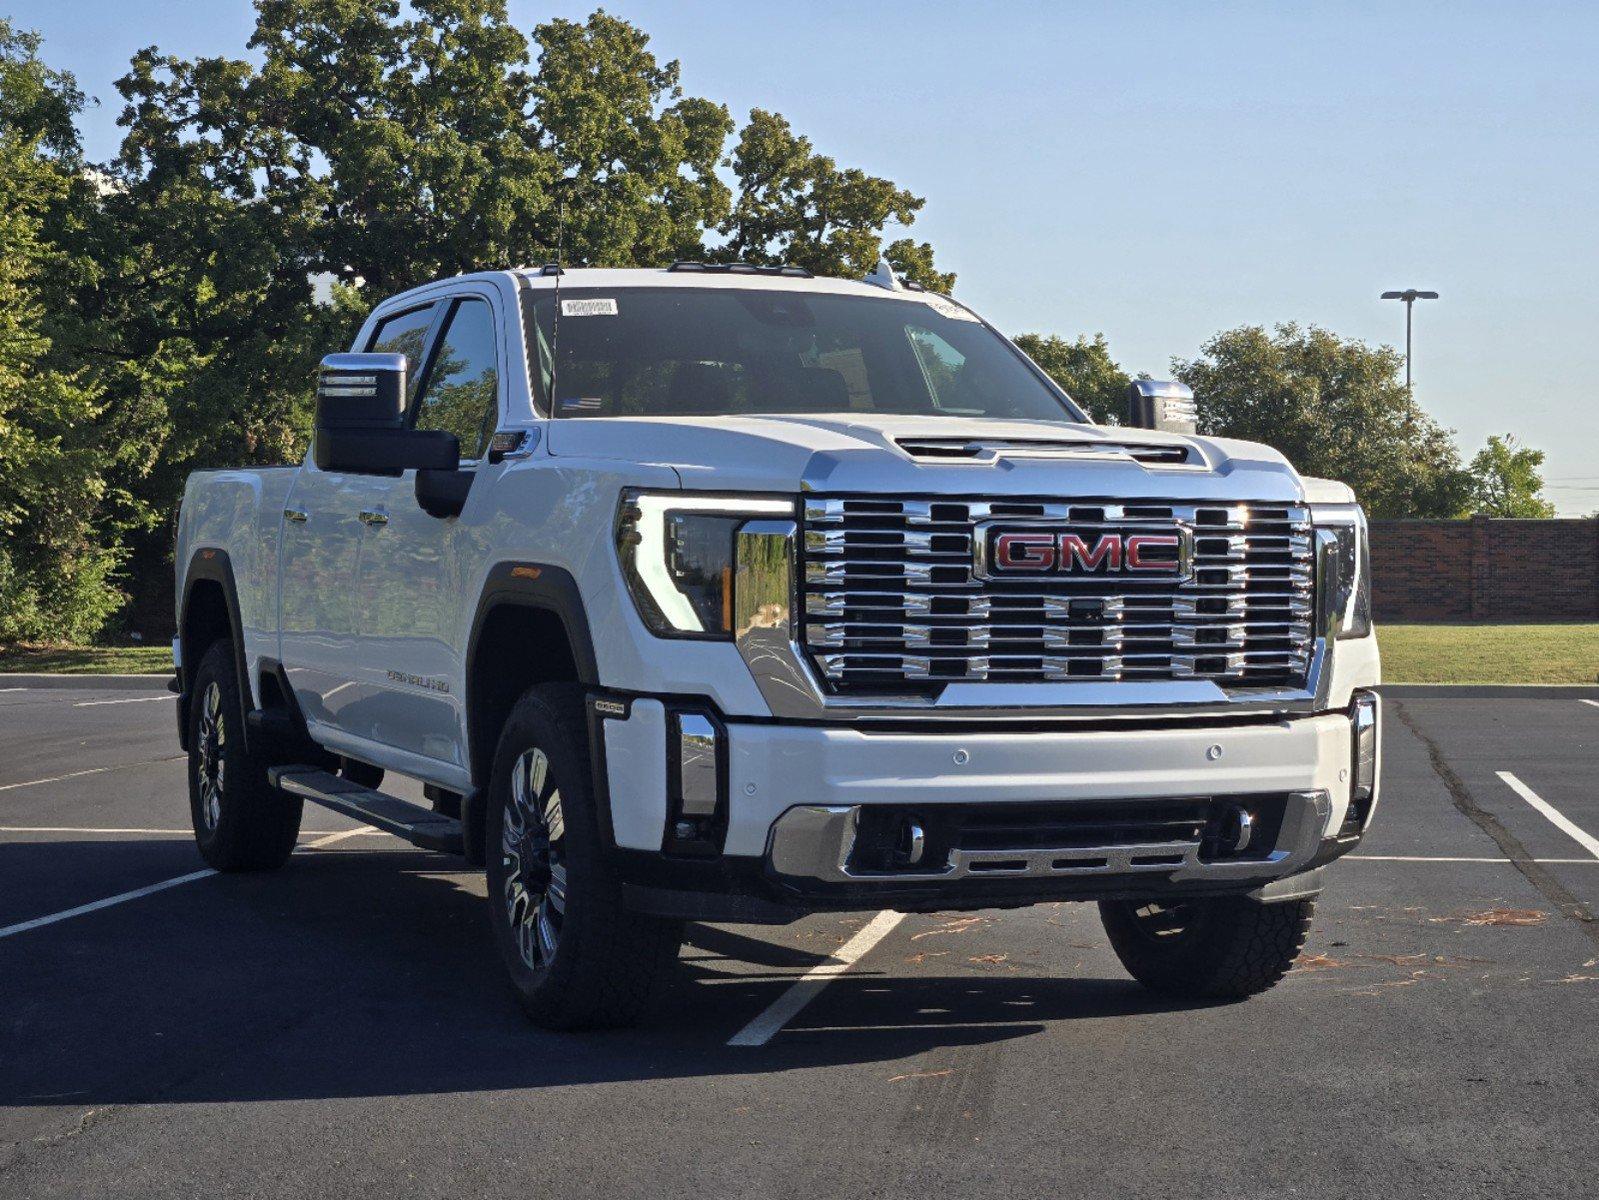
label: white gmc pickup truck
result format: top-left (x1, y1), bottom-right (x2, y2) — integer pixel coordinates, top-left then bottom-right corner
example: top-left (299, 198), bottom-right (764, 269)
top-left (174, 262), bottom-right (1380, 1028)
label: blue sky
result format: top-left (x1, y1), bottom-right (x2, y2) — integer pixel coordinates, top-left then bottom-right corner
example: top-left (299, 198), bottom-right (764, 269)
top-left (13, 0), bottom-right (1599, 512)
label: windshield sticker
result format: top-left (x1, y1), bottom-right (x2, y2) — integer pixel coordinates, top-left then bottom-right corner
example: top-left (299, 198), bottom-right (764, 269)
top-left (924, 297), bottom-right (980, 323)
top-left (561, 297), bottom-right (619, 317)
top-left (560, 396), bottom-right (604, 412)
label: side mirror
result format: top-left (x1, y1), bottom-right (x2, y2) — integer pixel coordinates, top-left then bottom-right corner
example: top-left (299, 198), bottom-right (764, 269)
top-left (1126, 380), bottom-right (1198, 435)
top-left (313, 353), bottom-right (460, 474)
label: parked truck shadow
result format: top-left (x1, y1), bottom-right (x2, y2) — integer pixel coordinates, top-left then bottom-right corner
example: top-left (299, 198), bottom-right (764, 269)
top-left (1, 839), bottom-right (1217, 1109)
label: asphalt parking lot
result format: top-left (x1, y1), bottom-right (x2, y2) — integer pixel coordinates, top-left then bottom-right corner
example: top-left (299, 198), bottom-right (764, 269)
top-left (2, 679), bottom-right (1597, 1199)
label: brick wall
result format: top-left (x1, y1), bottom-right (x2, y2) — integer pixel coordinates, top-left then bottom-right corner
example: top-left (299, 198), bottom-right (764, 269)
top-left (1370, 517), bottom-right (1599, 621)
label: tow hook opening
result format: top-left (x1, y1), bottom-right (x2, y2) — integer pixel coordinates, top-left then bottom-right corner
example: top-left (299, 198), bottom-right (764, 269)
top-left (848, 810), bottom-right (942, 874)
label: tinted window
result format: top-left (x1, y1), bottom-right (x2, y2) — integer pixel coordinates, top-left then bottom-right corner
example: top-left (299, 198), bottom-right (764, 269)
top-left (367, 304), bottom-right (436, 380)
top-left (527, 288), bottom-right (1080, 422)
top-left (413, 298), bottom-right (500, 458)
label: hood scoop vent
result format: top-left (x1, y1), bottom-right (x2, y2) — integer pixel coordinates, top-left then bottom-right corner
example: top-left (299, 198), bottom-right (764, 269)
top-left (893, 436), bottom-right (1195, 467)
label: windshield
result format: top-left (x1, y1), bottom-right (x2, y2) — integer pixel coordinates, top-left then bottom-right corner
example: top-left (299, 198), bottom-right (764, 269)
top-left (524, 287), bottom-right (1084, 422)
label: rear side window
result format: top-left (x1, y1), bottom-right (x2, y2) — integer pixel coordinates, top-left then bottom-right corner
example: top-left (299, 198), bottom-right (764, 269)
top-left (412, 298), bottom-right (501, 460)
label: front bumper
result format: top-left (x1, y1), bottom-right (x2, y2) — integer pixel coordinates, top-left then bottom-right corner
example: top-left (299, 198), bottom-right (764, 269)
top-left (596, 697), bottom-right (1379, 915)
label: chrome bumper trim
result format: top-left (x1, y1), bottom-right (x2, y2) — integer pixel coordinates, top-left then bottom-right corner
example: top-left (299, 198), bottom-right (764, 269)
top-left (766, 790), bottom-right (1332, 887)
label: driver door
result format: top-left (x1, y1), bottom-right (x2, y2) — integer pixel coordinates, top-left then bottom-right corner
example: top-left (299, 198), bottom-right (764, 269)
top-left (346, 292), bottom-right (505, 771)
top-left (277, 301), bottom-right (439, 736)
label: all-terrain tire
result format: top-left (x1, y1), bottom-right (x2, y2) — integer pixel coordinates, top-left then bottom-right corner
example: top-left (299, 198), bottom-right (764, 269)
top-left (186, 640), bottom-right (302, 871)
top-left (1098, 895), bottom-right (1314, 1000)
top-left (484, 683), bottom-right (683, 1029)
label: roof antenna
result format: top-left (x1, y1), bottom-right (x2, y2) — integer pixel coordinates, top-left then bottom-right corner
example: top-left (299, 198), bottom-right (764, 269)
top-left (549, 194), bottom-right (566, 413)
top-left (863, 256), bottom-right (903, 292)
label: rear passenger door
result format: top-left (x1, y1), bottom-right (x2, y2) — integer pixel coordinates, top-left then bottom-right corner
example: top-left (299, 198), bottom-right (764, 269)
top-left (345, 293), bottom-right (506, 773)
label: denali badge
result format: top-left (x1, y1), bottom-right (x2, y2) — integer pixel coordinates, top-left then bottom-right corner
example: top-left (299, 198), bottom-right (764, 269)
top-left (974, 524), bottom-right (1193, 581)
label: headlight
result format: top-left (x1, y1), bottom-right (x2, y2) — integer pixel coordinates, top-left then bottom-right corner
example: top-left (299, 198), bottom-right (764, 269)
top-left (616, 491), bottom-right (795, 639)
top-left (1312, 503), bottom-right (1372, 640)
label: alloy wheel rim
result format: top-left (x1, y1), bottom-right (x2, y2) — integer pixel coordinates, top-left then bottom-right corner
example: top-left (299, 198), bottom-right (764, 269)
top-left (502, 746), bottom-right (567, 970)
top-left (196, 681), bottom-right (225, 831)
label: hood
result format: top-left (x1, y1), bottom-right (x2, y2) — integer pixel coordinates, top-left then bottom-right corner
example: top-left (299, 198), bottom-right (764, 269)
top-left (544, 412), bottom-right (1305, 502)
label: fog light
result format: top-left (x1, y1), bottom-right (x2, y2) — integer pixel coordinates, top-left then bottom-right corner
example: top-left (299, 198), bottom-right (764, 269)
top-left (667, 710), bottom-right (725, 854)
top-left (1350, 691), bottom-right (1379, 826)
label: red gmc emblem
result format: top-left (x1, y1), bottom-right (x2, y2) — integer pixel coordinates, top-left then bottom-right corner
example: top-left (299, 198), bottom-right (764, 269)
top-left (980, 528), bottom-right (1191, 578)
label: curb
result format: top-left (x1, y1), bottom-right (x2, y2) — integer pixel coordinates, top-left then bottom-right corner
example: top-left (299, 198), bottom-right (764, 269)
top-left (1378, 683), bottom-right (1599, 699)
top-left (0, 673), bottom-right (172, 691)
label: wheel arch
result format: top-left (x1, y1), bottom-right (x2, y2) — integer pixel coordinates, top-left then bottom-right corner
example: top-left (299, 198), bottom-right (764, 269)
top-left (462, 562), bottom-right (599, 864)
top-left (178, 548), bottom-right (250, 752)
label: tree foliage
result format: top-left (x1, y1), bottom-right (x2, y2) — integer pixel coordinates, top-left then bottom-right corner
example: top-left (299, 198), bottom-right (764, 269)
top-left (1466, 434), bottom-right (1557, 518)
top-left (1012, 332), bottom-right (1131, 423)
top-left (2, 2), bottom-right (951, 640)
top-left (1173, 323), bottom-right (1472, 519)
top-left (0, 20), bottom-right (123, 641)
top-left (718, 108), bottom-right (954, 289)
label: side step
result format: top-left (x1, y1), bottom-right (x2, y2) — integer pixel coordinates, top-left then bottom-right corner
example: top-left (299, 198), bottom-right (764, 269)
top-left (268, 766), bottom-right (464, 854)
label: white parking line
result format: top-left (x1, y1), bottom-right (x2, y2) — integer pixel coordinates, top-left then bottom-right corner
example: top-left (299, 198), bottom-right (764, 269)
top-left (1346, 855), bottom-right (1598, 864)
top-left (728, 910), bottom-right (906, 1047)
top-left (1497, 771), bottom-right (1599, 860)
top-left (1580, 699), bottom-right (1599, 709)
top-left (0, 757), bottom-right (185, 792)
top-left (0, 826), bottom-right (385, 941)
top-left (0, 766), bottom-right (113, 792)
top-left (0, 869), bottom-right (218, 940)
top-left (73, 694), bottom-right (172, 708)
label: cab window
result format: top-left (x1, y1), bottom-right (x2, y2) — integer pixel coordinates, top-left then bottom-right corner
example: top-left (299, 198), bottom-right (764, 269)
top-left (367, 304), bottom-right (436, 374)
top-left (412, 298), bottom-right (501, 460)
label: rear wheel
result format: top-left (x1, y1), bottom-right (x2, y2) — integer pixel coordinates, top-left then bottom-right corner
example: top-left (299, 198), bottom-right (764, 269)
top-left (1098, 895), bottom-right (1314, 1000)
top-left (187, 641), bottom-right (302, 871)
top-left (484, 683), bottom-right (682, 1029)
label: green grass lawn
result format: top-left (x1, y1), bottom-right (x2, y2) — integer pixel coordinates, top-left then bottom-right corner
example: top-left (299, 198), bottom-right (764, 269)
top-left (0, 643), bottom-right (173, 674)
top-left (1378, 623), bottom-right (1599, 685)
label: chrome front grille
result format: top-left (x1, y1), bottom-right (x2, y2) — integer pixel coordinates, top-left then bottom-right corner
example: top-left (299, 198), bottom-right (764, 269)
top-left (799, 497), bottom-right (1314, 691)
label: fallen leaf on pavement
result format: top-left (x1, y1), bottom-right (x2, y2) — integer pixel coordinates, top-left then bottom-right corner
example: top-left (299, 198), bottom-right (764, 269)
top-left (968, 954), bottom-right (1007, 965)
top-left (910, 916), bottom-right (986, 941)
top-left (1463, 908), bottom-right (1547, 927)
top-left (1294, 953), bottom-right (1349, 971)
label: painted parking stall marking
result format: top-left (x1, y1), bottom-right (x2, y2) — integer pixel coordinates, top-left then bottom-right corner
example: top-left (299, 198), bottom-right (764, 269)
top-left (728, 910), bottom-right (907, 1047)
top-left (0, 756), bottom-right (184, 792)
top-left (1497, 771), bottom-right (1599, 861)
top-left (0, 827), bottom-right (382, 941)
top-left (73, 694), bottom-right (173, 708)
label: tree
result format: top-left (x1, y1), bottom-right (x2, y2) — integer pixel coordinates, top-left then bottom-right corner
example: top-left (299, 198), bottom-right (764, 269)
top-left (1173, 323), bottom-right (1471, 518)
top-left (1466, 434), bottom-right (1556, 518)
top-left (1011, 332), bottom-right (1130, 423)
top-left (0, 21), bottom-right (122, 640)
top-left (533, 11), bottom-right (731, 268)
top-left (60, 1), bottom-right (952, 637)
top-left (718, 108), bottom-right (952, 289)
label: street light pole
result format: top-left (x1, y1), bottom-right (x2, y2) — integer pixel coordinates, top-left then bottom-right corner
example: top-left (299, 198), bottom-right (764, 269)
top-left (1380, 289), bottom-right (1439, 390)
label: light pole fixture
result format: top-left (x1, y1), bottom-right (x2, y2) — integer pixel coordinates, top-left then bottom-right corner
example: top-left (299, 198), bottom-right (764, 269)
top-left (1380, 288), bottom-right (1439, 390)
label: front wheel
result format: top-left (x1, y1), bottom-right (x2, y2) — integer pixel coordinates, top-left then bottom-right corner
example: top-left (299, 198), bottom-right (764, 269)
top-left (484, 683), bottom-right (682, 1029)
top-left (1098, 895), bottom-right (1314, 1000)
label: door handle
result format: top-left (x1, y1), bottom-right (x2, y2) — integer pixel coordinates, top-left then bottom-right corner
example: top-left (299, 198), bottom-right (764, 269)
top-left (358, 508), bottom-right (390, 527)
top-left (284, 508), bottom-right (308, 524)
